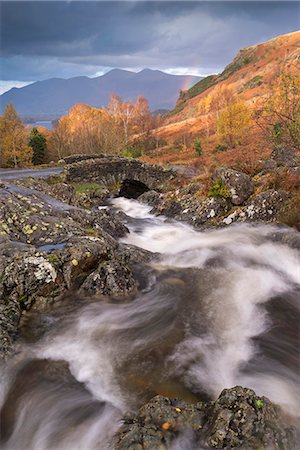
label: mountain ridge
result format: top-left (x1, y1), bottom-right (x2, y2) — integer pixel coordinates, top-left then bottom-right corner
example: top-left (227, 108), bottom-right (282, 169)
top-left (0, 69), bottom-right (202, 118)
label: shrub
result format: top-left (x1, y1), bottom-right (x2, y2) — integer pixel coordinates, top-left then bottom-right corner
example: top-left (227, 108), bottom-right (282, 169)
top-left (194, 138), bottom-right (203, 156)
top-left (122, 147), bottom-right (143, 158)
top-left (215, 143), bottom-right (228, 152)
top-left (208, 180), bottom-right (231, 198)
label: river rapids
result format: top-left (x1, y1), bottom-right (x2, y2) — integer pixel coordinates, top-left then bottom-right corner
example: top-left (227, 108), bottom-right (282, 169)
top-left (1, 198), bottom-right (299, 449)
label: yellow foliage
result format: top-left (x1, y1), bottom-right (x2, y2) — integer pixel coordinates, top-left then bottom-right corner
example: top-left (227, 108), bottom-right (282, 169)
top-left (0, 103), bottom-right (33, 167)
top-left (217, 99), bottom-right (252, 148)
top-left (262, 70), bottom-right (300, 149)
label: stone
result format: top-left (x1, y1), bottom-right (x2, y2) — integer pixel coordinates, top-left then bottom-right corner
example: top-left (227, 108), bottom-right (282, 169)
top-left (245, 189), bottom-right (289, 222)
top-left (193, 197), bottom-right (232, 226)
top-left (212, 167), bottom-right (254, 205)
top-left (138, 190), bottom-right (163, 207)
top-left (271, 147), bottom-right (300, 168)
top-left (112, 387), bottom-right (298, 450)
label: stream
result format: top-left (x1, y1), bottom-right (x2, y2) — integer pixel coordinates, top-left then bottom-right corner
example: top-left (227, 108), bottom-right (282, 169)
top-left (0, 197), bottom-right (299, 449)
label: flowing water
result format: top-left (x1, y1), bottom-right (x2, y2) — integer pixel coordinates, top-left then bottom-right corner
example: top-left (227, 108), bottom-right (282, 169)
top-left (1, 198), bottom-right (299, 449)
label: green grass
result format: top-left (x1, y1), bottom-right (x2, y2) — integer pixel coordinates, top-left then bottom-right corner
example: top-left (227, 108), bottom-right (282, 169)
top-left (187, 75), bottom-right (217, 99)
top-left (74, 182), bottom-right (103, 195)
top-left (243, 75), bottom-right (264, 91)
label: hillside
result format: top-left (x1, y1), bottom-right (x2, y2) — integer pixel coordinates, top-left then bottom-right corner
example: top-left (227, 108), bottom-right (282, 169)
top-left (157, 31), bottom-right (300, 142)
top-left (0, 69), bottom-right (201, 118)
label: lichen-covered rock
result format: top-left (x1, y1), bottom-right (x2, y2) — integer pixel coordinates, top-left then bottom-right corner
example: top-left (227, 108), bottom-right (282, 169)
top-left (80, 260), bottom-right (136, 297)
top-left (112, 395), bottom-right (205, 450)
top-left (203, 386), bottom-right (297, 449)
top-left (112, 387), bottom-right (298, 450)
top-left (245, 189), bottom-right (289, 222)
top-left (212, 167), bottom-right (254, 205)
top-left (193, 197), bottom-right (231, 226)
top-left (0, 183), bottom-right (84, 245)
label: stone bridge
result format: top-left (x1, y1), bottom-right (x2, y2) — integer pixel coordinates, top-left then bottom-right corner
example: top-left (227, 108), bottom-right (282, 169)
top-left (64, 155), bottom-right (175, 198)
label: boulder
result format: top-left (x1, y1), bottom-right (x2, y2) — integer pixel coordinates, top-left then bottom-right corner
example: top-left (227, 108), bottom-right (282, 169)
top-left (193, 197), bottom-right (232, 226)
top-left (245, 189), bottom-right (289, 222)
top-left (138, 190), bottom-right (163, 208)
top-left (112, 386), bottom-right (298, 450)
top-left (212, 168), bottom-right (254, 205)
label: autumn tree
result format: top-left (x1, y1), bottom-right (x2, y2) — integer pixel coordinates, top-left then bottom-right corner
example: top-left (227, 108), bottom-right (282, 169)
top-left (107, 94), bottom-right (134, 145)
top-left (48, 104), bottom-right (124, 160)
top-left (132, 96), bottom-right (152, 134)
top-left (258, 70), bottom-right (300, 150)
top-left (0, 103), bottom-right (32, 167)
top-left (217, 99), bottom-right (252, 148)
top-left (29, 127), bottom-right (48, 165)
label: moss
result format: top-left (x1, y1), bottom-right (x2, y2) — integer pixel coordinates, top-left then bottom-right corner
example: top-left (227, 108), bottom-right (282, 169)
top-left (208, 180), bottom-right (231, 199)
top-left (47, 254), bottom-right (60, 266)
top-left (254, 398), bottom-right (264, 409)
top-left (74, 182), bottom-right (103, 195)
top-left (85, 227), bottom-right (99, 237)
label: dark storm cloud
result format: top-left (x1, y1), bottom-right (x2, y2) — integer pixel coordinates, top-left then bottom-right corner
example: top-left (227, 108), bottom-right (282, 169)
top-left (1, 1), bottom-right (299, 82)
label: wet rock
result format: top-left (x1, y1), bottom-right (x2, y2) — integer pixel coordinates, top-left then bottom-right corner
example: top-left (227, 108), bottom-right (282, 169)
top-left (113, 395), bottom-right (205, 450)
top-left (138, 190), bottom-right (163, 208)
top-left (92, 209), bottom-right (129, 239)
top-left (0, 297), bottom-right (21, 360)
top-left (113, 387), bottom-right (298, 450)
top-left (80, 260), bottom-right (136, 297)
top-left (155, 197), bottom-right (183, 218)
top-left (212, 167), bottom-right (254, 205)
top-left (245, 189), bottom-right (289, 222)
top-left (203, 386), bottom-right (297, 449)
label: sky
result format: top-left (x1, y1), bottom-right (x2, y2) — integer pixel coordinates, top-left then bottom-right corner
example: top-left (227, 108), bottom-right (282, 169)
top-left (0, 1), bottom-right (299, 94)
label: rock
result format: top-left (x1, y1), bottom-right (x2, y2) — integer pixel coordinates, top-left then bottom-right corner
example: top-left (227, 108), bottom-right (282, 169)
top-left (138, 190), bottom-right (163, 208)
top-left (112, 395), bottom-right (205, 450)
top-left (193, 197), bottom-right (231, 226)
top-left (181, 182), bottom-right (203, 196)
top-left (261, 159), bottom-right (278, 172)
top-left (112, 387), bottom-right (298, 450)
top-left (212, 167), bottom-right (254, 205)
top-left (0, 297), bottom-right (21, 360)
top-left (80, 260), bottom-right (136, 297)
top-left (156, 198), bottom-right (183, 218)
top-left (245, 189), bottom-right (290, 222)
top-left (92, 209), bottom-right (129, 239)
top-left (203, 386), bottom-right (297, 449)
top-left (271, 147), bottom-right (300, 168)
